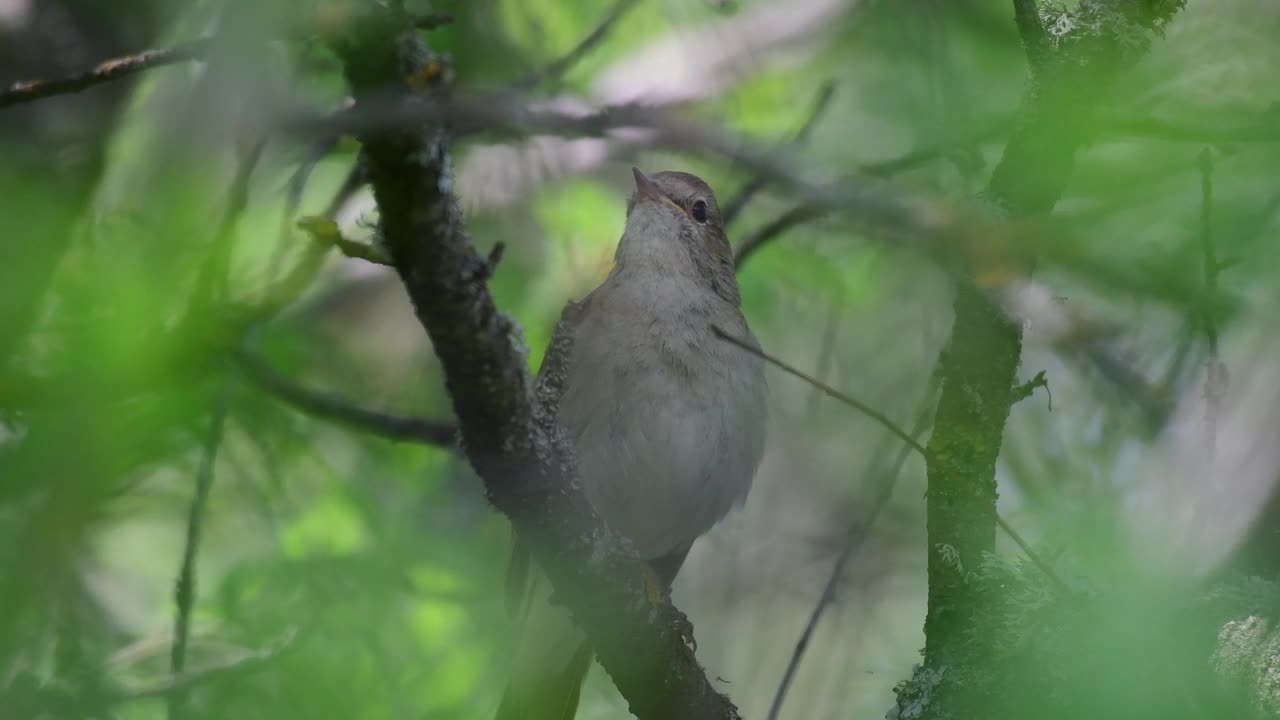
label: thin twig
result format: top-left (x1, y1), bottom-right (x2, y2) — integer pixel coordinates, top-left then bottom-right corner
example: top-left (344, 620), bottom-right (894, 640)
top-left (296, 215), bottom-right (393, 265)
top-left (711, 326), bottom-right (1077, 600)
top-left (710, 325), bottom-right (926, 455)
top-left (261, 157), bottom-right (370, 319)
top-left (324, 160), bottom-right (368, 218)
top-left (728, 115), bottom-right (1013, 267)
top-left (126, 637), bottom-right (289, 703)
top-left (169, 380), bottom-right (235, 720)
top-left (721, 80), bottom-right (837, 227)
top-left (235, 351), bottom-right (457, 446)
top-left (284, 138), bottom-right (340, 221)
top-left (805, 290), bottom-right (845, 416)
top-left (991, 513), bottom-right (1073, 597)
top-left (1101, 112), bottom-right (1280, 144)
top-left (190, 134), bottom-right (268, 310)
top-left (22, 631), bottom-right (295, 716)
top-left (766, 382), bottom-right (938, 720)
top-left (1011, 369), bottom-right (1051, 410)
top-left (513, 0), bottom-right (644, 90)
top-left (733, 203), bottom-right (826, 267)
top-left (1199, 148), bottom-right (1225, 460)
top-left (0, 37), bottom-right (213, 109)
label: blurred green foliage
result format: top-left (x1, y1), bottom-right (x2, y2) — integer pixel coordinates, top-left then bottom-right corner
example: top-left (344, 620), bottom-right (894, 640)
top-left (2, 0), bottom-right (1280, 719)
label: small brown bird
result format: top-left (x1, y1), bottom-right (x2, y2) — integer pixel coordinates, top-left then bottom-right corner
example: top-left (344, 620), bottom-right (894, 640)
top-left (496, 169), bottom-right (768, 720)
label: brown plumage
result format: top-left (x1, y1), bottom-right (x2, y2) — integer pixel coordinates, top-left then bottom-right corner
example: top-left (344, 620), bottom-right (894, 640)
top-left (495, 169), bottom-right (767, 720)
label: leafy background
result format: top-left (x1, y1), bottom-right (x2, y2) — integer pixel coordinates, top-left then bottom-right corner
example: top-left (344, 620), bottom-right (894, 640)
top-left (2, 0), bottom-right (1280, 718)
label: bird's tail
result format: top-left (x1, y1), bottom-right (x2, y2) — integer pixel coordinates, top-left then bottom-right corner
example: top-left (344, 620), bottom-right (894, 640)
top-left (495, 537), bottom-right (594, 720)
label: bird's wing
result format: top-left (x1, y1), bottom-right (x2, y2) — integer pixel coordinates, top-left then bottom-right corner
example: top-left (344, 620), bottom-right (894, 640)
top-left (506, 291), bottom-right (594, 618)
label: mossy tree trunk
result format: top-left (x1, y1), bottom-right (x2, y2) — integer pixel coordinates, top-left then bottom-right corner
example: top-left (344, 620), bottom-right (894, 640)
top-left (899, 1), bottom-right (1188, 717)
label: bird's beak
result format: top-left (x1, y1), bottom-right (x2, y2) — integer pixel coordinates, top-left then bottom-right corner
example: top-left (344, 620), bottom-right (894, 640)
top-left (632, 167), bottom-right (665, 204)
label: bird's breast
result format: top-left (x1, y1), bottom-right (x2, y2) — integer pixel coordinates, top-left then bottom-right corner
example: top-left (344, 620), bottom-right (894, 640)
top-left (557, 287), bottom-right (767, 559)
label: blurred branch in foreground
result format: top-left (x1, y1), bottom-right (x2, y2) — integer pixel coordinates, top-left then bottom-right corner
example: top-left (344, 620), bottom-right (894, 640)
top-left (721, 79), bottom-right (838, 227)
top-left (235, 350), bottom-right (457, 447)
top-left (513, 0), bottom-right (645, 91)
top-left (6, 630), bottom-right (294, 716)
top-left (0, 37), bottom-right (213, 109)
top-left (286, 89), bottom-right (1247, 326)
top-left (169, 381), bottom-right (234, 720)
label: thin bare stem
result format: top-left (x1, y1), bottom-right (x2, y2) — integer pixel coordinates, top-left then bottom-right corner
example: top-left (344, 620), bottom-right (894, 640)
top-left (0, 37), bottom-right (212, 109)
top-left (733, 203), bottom-right (826, 267)
top-left (169, 380), bottom-right (234, 720)
top-left (513, 0), bottom-right (644, 90)
top-left (1199, 148), bottom-right (1225, 460)
top-left (189, 135), bottom-right (268, 311)
top-left (722, 80), bottom-right (837, 227)
top-left (766, 382), bottom-right (938, 720)
top-left (711, 326), bottom-right (1076, 600)
top-left (805, 290), bottom-right (845, 416)
top-left (235, 351), bottom-right (457, 447)
top-left (710, 325), bottom-right (926, 455)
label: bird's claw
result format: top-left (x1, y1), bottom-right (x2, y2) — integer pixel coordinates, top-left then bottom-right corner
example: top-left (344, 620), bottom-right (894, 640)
top-left (641, 568), bottom-right (697, 650)
top-left (672, 607), bottom-right (697, 652)
top-left (643, 568), bottom-right (667, 608)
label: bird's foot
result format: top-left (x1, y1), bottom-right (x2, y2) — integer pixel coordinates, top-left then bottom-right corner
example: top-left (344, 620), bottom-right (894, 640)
top-left (642, 566), bottom-right (668, 607)
top-left (671, 606), bottom-right (698, 652)
top-left (641, 566), bottom-right (697, 651)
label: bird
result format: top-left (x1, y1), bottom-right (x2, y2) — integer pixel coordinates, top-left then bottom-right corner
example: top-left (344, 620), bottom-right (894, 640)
top-left (495, 168), bottom-right (768, 720)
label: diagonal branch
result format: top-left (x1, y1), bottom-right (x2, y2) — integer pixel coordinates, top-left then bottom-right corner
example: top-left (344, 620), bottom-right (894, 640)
top-left (0, 37), bottom-right (213, 109)
top-left (721, 80), bottom-right (837, 227)
top-left (1198, 148), bottom-right (1224, 459)
top-left (765, 382), bottom-right (939, 720)
top-left (711, 325), bottom-right (925, 454)
top-left (711, 326), bottom-right (1073, 597)
top-left (169, 380), bottom-right (234, 720)
top-left (234, 351), bottom-right (457, 446)
top-left (513, 0), bottom-right (645, 90)
top-left (733, 203), bottom-right (827, 267)
top-left (322, 6), bottom-right (741, 719)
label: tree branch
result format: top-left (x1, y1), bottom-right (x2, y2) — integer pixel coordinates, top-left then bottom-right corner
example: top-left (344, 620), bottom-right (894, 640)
top-left (235, 351), bottom-right (458, 446)
top-left (285, 91), bottom-right (1238, 321)
top-left (9, 631), bottom-right (294, 716)
top-left (733, 203), bottom-right (827, 267)
top-left (296, 215), bottom-right (394, 265)
top-left (721, 80), bottom-right (837, 227)
top-left (710, 325), bottom-right (926, 455)
top-left (512, 0), bottom-right (644, 90)
top-left (169, 380), bottom-right (234, 720)
top-left (765, 383), bottom-right (939, 720)
top-left (0, 37), bottom-right (213, 109)
top-left (711, 324), bottom-right (1069, 597)
top-left (322, 6), bottom-right (740, 718)
top-left (1198, 148), bottom-right (1226, 461)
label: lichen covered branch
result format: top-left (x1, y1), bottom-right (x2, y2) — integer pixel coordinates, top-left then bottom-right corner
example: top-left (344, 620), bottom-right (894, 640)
top-left (321, 5), bottom-right (740, 719)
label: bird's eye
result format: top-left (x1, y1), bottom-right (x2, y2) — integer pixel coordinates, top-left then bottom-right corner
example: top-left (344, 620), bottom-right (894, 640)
top-left (691, 199), bottom-right (709, 224)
